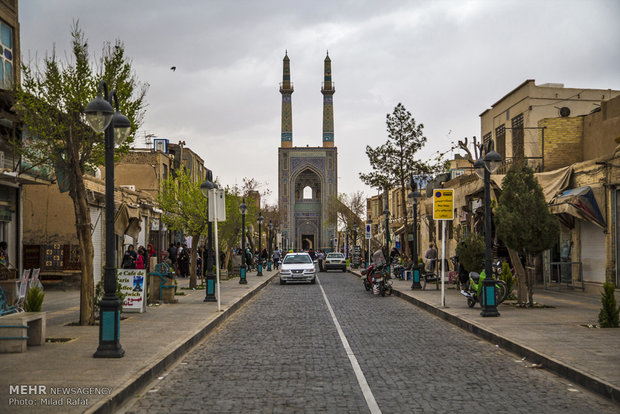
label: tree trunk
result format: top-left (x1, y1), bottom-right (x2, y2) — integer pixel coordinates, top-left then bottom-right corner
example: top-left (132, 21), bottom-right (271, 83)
top-left (526, 253), bottom-right (535, 307)
top-left (66, 143), bottom-right (95, 326)
top-left (189, 234), bottom-right (198, 289)
top-left (508, 248), bottom-right (527, 306)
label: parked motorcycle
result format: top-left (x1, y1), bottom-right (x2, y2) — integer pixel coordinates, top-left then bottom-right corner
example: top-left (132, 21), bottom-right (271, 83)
top-left (361, 250), bottom-right (393, 296)
top-left (391, 259), bottom-right (405, 280)
top-left (460, 269), bottom-right (508, 308)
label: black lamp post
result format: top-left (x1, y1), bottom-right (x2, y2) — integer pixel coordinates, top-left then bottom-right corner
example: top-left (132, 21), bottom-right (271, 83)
top-left (474, 144), bottom-right (503, 317)
top-left (408, 176), bottom-right (422, 289)
top-left (366, 218), bottom-right (372, 268)
top-left (86, 81), bottom-right (131, 358)
top-left (200, 173), bottom-right (217, 302)
top-left (239, 198), bottom-right (248, 284)
top-left (383, 188), bottom-right (390, 264)
top-left (257, 212), bottom-right (264, 276)
top-left (267, 220), bottom-right (273, 271)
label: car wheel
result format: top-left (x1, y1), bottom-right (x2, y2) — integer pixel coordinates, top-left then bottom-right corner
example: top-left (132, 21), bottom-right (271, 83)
top-left (280, 279), bottom-right (286, 285)
top-left (342, 267), bottom-right (346, 272)
top-left (310, 277), bottom-right (316, 284)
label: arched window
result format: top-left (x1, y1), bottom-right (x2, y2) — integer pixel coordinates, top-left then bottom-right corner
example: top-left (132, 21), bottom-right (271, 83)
top-left (303, 186), bottom-right (313, 200)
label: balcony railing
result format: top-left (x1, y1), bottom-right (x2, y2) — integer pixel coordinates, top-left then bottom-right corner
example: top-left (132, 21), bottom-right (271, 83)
top-left (496, 157), bottom-right (543, 174)
top-left (279, 82), bottom-right (294, 93)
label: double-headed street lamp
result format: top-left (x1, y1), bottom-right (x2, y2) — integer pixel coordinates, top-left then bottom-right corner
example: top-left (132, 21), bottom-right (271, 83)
top-left (239, 198), bottom-right (248, 284)
top-left (267, 220), bottom-right (273, 271)
top-left (366, 218), bottom-right (372, 268)
top-left (256, 212), bottom-right (264, 276)
top-left (408, 176), bottom-right (422, 289)
top-left (200, 172), bottom-right (217, 302)
top-left (86, 81), bottom-right (131, 358)
top-left (474, 144), bottom-right (503, 317)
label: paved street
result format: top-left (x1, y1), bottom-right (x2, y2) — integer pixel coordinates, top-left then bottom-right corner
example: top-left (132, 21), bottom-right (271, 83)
top-left (122, 272), bottom-right (618, 413)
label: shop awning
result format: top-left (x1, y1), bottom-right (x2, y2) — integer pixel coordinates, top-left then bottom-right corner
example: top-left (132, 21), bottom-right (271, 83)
top-left (549, 185), bottom-right (605, 229)
top-left (114, 203), bottom-right (142, 238)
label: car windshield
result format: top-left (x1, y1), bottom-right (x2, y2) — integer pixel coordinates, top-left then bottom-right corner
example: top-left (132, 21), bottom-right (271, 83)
top-left (327, 253), bottom-right (344, 258)
top-left (283, 255), bottom-right (312, 264)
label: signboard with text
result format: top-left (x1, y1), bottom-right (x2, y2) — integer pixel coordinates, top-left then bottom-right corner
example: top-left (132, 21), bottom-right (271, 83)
top-left (117, 269), bottom-right (147, 313)
top-left (365, 224), bottom-right (371, 240)
top-left (433, 189), bottom-right (454, 220)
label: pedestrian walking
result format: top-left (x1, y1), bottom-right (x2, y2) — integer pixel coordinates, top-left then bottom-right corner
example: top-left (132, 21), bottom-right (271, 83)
top-left (122, 245), bottom-right (138, 269)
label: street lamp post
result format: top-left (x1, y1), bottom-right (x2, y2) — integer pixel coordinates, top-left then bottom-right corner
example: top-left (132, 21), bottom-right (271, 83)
top-left (239, 198), bottom-right (248, 284)
top-left (200, 173), bottom-right (217, 302)
top-left (86, 81), bottom-right (131, 358)
top-left (408, 176), bottom-right (422, 289)
top-left (366, 219), bottom-right (372, 268)
top-left (257, 212), bottom-right (264, 276)
top-left (267, 220), bottom-right (273, 271)
top-left (383, 187), bottom-right (390, 266)
top-left (474, 144), bottom-right (503, 317)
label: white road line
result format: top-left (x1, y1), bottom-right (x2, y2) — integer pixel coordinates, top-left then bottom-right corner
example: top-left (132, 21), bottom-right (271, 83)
top-left (317, 275), bottom-right (382, 414)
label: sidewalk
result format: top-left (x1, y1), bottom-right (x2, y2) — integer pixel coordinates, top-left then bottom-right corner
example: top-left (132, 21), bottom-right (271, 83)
top-left (350, 268), bottom-right (620, 404)
top-left (0, 270), bottom-right (278, 414)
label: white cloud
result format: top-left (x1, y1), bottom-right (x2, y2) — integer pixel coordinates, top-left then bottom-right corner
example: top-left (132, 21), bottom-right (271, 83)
top-left (19, 0), bottom-right (620, 206)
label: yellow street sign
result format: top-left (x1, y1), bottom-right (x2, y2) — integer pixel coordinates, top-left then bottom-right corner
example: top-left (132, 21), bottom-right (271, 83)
top-left (433, 189), bottom-right (454, 220)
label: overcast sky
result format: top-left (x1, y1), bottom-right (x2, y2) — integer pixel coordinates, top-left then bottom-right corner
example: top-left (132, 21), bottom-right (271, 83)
top-left (19, 0), bottom-right (620, 205)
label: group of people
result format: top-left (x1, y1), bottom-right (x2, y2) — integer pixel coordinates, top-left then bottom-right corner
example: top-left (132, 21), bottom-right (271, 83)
top-left (121, 244), bottom-right (157, 271)
top-left (385, 244), bottom-right (438, 273)
top-left (232, 246), bottom-right (285, 271)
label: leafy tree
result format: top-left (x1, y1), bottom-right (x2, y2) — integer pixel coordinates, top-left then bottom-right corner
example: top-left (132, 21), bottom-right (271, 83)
top-left (215, 180), bottom-right (258, 273)
top-left (336, 192), bottom-right (366, 246)
top-left (598, 282), bottom-right (619, 328)
top-left (157, 168), bottom-right (208, 289)
top-left (495, 164), bottom-right (559, 306)
top-left (455, 233), bottom-right (484, 273)
top-left (359, 103), bottom-right (446, 258)
top-left (15, 23), bottom-right (147, 325)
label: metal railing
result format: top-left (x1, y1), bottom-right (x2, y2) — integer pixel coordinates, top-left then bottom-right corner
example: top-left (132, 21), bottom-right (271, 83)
top-left (496, 157), bottom-right (543, 174)
top-left (545, 261), bottom-right (584, 290)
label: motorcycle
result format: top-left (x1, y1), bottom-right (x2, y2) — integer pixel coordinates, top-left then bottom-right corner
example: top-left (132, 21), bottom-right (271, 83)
top-left (391, 259), bottom-right (405, 280)
top-left (361, 250), bottom-right (393, 297)
top-left (460, 269), bottom-right (508, 308)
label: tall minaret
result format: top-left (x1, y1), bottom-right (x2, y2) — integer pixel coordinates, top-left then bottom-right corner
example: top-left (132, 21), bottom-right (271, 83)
top-left (321, 52), bottom-right (335, 148)
top-left (280, 52), bottom-right (293, 148)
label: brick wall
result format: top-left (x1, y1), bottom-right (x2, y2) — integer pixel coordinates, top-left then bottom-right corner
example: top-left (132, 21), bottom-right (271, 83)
top-left (540, 117), bottom-right (584, 171)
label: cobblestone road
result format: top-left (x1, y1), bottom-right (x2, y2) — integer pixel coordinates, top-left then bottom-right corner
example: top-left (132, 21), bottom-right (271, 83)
top-left (123, 273), bottom-right (619, 413)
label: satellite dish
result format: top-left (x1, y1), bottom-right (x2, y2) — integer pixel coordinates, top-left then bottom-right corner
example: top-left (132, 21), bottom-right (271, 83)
top-left (560, 107), bottom-right (571, 117)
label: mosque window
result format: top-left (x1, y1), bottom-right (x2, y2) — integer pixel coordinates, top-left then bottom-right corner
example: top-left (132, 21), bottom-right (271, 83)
top-left (303, 186), bottom-right (312, 200)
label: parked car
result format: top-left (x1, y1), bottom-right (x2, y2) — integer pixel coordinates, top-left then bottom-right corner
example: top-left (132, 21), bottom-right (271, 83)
top-left (324, 252), bottom-right (347, 272)
top-left (279, 252), bottom-right (316, 284)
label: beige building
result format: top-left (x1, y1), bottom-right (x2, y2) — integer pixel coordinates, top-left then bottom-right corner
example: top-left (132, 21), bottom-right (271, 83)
top-left (427, 92), bottom-right (620, 292)
top-left (22, 175), bottom-right (157, 287)
top-left (480, 80), bottom-right (620, 173)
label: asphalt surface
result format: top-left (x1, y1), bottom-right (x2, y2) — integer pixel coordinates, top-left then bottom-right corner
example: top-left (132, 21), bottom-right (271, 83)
top-left (122, 272), bottom-right (618, 413)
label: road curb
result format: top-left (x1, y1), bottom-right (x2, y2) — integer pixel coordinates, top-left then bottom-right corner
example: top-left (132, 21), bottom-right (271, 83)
top-left (348, 269), bottom-right (619, 404)
top-left (89, 274), bottom-right (278, 414)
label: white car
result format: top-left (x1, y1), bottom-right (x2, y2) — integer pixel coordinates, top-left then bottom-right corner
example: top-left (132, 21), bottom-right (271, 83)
top-left (324, 252), bottom-right (347, 272)
top-left (279, 253), bottom-right (316, 284)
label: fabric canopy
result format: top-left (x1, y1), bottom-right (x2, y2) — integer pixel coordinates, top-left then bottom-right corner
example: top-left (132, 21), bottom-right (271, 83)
top-left (549, 185), bottom-right (606, 229)
top-left (114, 203), bottom-right (142, 238)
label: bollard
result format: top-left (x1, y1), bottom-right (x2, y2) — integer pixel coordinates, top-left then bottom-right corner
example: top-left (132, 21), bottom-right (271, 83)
top-left (204, 272), bottom-right (216, 302)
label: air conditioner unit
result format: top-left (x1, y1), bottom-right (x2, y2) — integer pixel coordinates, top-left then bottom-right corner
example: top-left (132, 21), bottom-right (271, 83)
top-left (153, 139), bottom-right (169, 153)
top-left (120, 185), bottom-right (136, 192)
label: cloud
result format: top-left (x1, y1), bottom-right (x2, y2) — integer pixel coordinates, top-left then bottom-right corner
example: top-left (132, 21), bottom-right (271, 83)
top-left (19, 0), bottom-right (620, 207)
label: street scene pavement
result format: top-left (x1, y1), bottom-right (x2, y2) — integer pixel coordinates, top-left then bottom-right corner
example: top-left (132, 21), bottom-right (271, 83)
top-left (122, 271), bottom-right (618, 414)
top-left (0, 271), bottom-right (278, 414)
